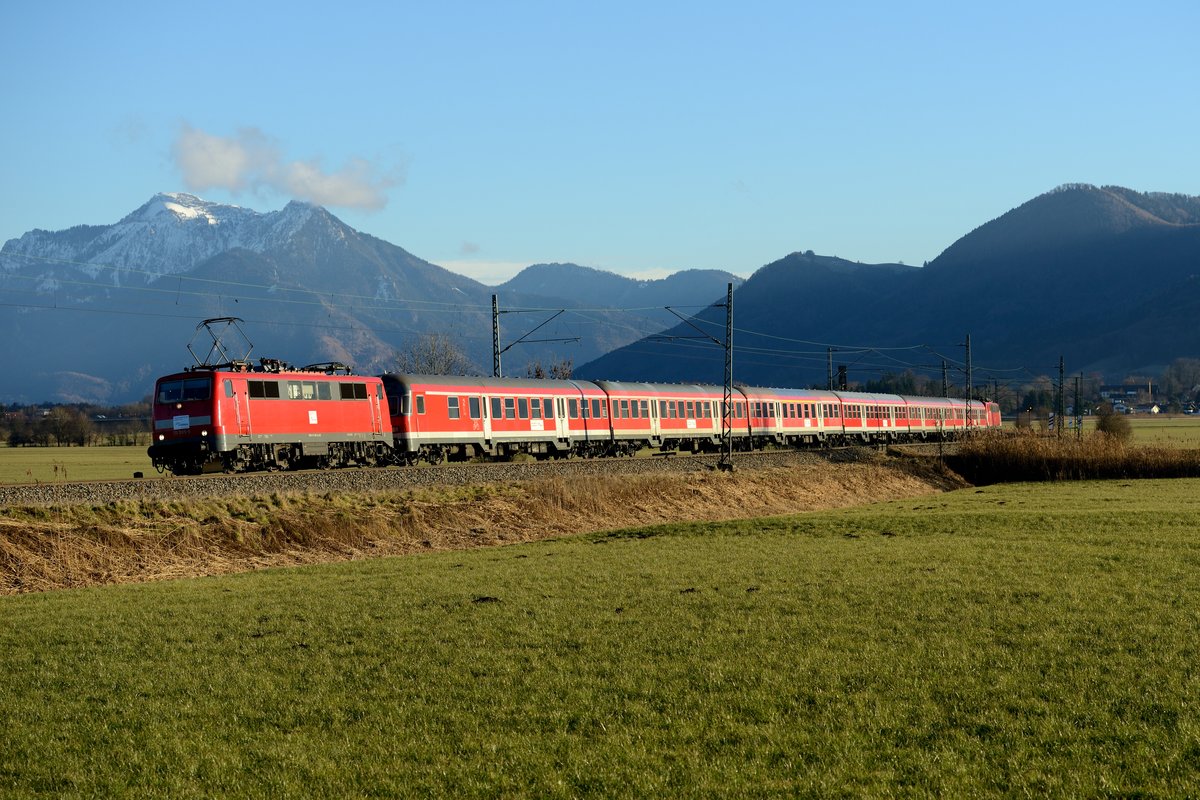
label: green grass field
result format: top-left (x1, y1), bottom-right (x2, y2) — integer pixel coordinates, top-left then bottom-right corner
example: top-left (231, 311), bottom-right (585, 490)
top-left (1024, 414), bottom-right (1200, 447)
top-left (3, 479), bottom-right (1200, 796)
top-left (0, 444), bottom-right (159, 484)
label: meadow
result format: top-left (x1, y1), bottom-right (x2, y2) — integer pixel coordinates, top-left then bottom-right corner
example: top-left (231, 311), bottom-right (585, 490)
top-left (3, 478), bottom-right (1200, 796)
top-left (0, 444), bottom-right (158, 484)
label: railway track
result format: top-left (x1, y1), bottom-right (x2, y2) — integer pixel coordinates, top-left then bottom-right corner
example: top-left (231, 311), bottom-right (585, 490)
top-left (0, 447), bottom-right (908, 507)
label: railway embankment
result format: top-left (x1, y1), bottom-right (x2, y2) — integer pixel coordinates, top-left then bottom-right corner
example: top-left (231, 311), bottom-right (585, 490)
top-left (0, 450), bottom-right (964, 594)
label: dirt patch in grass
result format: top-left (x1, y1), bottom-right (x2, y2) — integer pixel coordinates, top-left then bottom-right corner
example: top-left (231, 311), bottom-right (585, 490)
top-left (0, 459), bottom-right (962, 594)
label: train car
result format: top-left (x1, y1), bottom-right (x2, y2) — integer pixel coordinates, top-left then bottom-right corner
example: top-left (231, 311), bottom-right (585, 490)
top-left (381, 374), bottom-right (616, 462)
top-left (740, 387), bottom-right (842, 446)
top-left (148, 361), bottom-right (392, 474)
top-left (596, 381), bottom-right (744, 454)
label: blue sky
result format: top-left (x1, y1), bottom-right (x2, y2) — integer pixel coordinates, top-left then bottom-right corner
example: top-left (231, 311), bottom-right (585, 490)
top-left (2, 1), bottom-right (1197, 283)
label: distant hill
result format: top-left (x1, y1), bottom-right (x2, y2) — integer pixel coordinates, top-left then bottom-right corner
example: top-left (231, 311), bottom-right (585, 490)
top-left (498, 263), bottom-right (741, 309)
top-left (578, 185), bottom-right (1200, 388)
top-left (0, 194), bottom-right (736, 403)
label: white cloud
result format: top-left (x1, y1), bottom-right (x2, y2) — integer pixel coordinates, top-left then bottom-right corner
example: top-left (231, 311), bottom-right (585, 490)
top-left (171, 124), bottom-right (401, 210)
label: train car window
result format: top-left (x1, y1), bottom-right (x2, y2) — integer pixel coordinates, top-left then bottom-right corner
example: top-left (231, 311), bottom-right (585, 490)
top-left (591, 398), bottom-right (602, 418)
top-left (389, 395), bottom-right (400, 416)
top-left (569, 399), bottom-right (579, 419)
top-left (543, 399), bottom-right (553, 419)
top-left (401, 395), bottom-right (412, 415)
top-left (448, 397), bottom-right (460, 420)
top-left (416, 395), bottom-right (426, 415)
top-left (318, 383), bottom-right (332, 400)
top-left (518, 398), bottom-right (529, 418)
top-left (580, 400), bottom-right (589, 419)
top-left (530, 399), bottom-right (542, 419)
top-left (619, 399), bottom-right (629, 418)
top-left (491, 397), bottom-right (502, 419)
top-left (469, 397), bottom-right (481, 419)
top-left (179, 379), bottom-right (211, 401)
top-left (301, 382), bottom-right (317, 400)
top-left (339, 383), bottom-right (354, 400)
top-left (504, 398), bottom-right (516, 419)
top-left (682, 401), bottom-right (692, 418)
top-left (287, 381), bottom-right (302, 400)
top-left (640, 400), bottom-right (649, 418)
top-left (157, 380), bottom-right (183, 403)
top-left (247, 381), bottom-right (264, 399)
top-left (629, 401), bottom-right (639, 419)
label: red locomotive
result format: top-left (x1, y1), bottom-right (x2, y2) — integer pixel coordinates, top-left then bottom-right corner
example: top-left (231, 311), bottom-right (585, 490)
top-left (149, 360), bottom-right (392, 474)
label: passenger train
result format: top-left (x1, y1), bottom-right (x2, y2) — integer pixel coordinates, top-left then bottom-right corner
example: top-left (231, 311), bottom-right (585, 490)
top-left (148, 359), bottom-right (1001, 475)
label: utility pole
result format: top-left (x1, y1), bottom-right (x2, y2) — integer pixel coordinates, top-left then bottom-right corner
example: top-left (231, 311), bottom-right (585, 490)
top-left (827, 347), bottom-right (834, 391)
top-left (964, 333), bottom-right (973, 428)
top-left (491, 299), bottom-right (579, 378)
top-left (492, 294), bottom-right (502, 378)
top-left (1058, 356), bottom-right (1066, 438)
top-left (942, 361), bottom-right (948, 398)
top-left (1080, 374), bottom-right (1089, 441)
top-left (719, 282), bottom-right (734, 472)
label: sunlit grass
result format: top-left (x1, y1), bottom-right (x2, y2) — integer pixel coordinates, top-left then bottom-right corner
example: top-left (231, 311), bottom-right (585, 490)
top-left (4, 479), bottom-right (1200, 796)
top-left (0, 444), bottom-right (158, 484)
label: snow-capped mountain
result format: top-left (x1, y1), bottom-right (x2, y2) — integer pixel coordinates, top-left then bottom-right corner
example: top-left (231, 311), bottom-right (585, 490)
top-left (0, 193), bottom-right (346, 286)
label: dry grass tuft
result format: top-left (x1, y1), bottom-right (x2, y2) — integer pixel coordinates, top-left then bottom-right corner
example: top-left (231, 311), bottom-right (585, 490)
top-left (950, 430), bottom-right (1200, 484)
top-left (1, 462), bottom-right (947, 595)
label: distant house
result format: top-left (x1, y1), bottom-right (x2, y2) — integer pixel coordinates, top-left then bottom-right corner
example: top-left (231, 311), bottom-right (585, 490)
top-left (1099, 385), bottom-right (1145, 401)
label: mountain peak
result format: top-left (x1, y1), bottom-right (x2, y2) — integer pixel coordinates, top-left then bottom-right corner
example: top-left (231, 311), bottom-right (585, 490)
top-left (124, 192), bottom-right (251, 227)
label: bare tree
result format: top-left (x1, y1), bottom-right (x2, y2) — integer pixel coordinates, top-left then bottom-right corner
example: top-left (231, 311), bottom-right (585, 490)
top-left (525, 358), bottom-right (574, 380)
top-left (394, 333), bottom-right (478, 375)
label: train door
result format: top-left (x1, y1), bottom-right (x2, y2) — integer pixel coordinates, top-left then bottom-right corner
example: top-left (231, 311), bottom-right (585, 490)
top-left (371, 384), bottom-right (384, 436)
top-left (649, 397), bottom-right (661, 441)
top-left (225, 378), bottom-right (251, 437)
top-left (555, 397), bottom-right (569, 440)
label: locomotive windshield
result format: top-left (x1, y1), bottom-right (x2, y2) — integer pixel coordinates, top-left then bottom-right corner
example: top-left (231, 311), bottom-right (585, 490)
top-left (157, 378), bottom-right (211, 404)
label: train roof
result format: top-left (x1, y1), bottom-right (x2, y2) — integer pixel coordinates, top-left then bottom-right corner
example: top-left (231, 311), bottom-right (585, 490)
top-left (381, 373), bottom-right (582, 392)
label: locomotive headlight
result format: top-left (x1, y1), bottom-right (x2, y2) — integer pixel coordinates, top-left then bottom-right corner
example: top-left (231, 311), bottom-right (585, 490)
top-left (158, 434), bottom-right (165, 441)
top-left (201, 430), bottom-right (208, 437)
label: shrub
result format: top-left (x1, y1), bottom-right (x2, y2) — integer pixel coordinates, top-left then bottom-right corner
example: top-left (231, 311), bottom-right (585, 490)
top-left (1094, 403), bottom-right (1132, 442)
